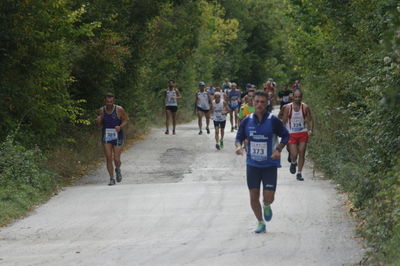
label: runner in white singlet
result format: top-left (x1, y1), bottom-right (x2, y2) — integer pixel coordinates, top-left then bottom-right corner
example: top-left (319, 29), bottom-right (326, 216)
top-left (211, 92), bottom-right (229, 150)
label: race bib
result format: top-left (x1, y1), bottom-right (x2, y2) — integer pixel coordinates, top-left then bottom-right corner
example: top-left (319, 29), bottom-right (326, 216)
top-left (105, 128), bottom-right (118, 141)
top-left (283, 96), bottom-right (289, 103)
top-left (250, 142), bottom-right (268, 161)
top-left (291, 118), bottom-right (304, 132)
top-left (168, 97), bottom-right (176, 104)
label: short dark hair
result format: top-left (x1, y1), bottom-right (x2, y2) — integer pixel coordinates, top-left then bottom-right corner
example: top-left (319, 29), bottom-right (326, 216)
top-left (254, 90), bottom-right (268, 99)
top-left (168, 79), bottom-right (175, 83)
top-left (104, 93), bottom-right (115, 99)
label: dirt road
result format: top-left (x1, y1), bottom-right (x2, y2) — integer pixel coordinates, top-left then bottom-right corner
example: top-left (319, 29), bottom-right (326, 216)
top-left (0, 116), bottom-right (364, 265)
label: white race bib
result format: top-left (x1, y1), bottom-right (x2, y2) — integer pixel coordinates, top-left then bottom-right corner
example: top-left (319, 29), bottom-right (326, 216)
top-left (105, 128), bottom-right (118, 141)
top-left (291, 118), bottom-right (304, 132)
top-left (250, 142), bottom-right (268, 161)
top-left (283, 96), bottom-right (289, 103)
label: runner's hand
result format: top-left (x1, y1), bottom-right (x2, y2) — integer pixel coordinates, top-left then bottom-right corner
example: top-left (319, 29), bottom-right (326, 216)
top-left (271, 150), bottom-right (281, 159)
top-left (115, 126), bottom-right (121, 132)
top-left (235, 147), bottom-right (243, 155)
top-left (308, 130), bottom-right (313, 136)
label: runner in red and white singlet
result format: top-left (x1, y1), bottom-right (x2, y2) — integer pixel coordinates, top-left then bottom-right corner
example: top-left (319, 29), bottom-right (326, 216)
top-left (282, 89), bottom-right (314, 181)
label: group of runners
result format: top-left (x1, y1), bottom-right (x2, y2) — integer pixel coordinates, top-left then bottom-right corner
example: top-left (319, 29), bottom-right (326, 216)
top-left (95, 78), bottom-right (314, 233)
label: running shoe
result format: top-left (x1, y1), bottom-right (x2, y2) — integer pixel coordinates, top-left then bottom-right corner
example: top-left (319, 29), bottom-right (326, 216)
top-left (263, 204), bottom-right (273, 222)
top-left (220, 140), bottom-right (224, 149)
top-left (216, 143), bottom-right (220, 150)
top-left (290, 162), bottom-right (297, 174)
top-left (108, 178), bottom-right (116, 186)
top-left (206, 127), bottom-right (210, 134)
top-left (254, 222), bottom-right (266, 233)
top-left (296, 173), bottom-right (304, 181)
top-left (234, 125), bottom-right (237, 130)
top-left (165, 130), bottom-right (169, 135)
top-left (115, 168), bottom-right (122, 182)
top-left (231, 127), bottom-right (234, 132)
top-left (172, 130), bottom-right (176, 135)
top-left (198, 130), bottom-right (203, 135)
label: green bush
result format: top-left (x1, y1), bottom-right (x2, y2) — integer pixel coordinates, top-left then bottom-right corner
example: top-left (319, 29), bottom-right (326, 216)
top-left (0, 136), bottom-right (57, 226)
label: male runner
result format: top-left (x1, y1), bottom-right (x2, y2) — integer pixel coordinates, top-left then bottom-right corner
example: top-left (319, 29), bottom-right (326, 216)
top-left (235, 90), bottom-right (289, 233)
top-left (195, 81), bottom-right (212, 135)
top-left (211, 92), bottom-right (229, 150)
top-left (165, 80), bottom-right (182, 135)
top-left (96, 93), bottom-right (129, 186)
top-left (228, 82), bottom-right (241, 132)
top-left (206, 82), bottom-right (215, 97)
top-left (277, 84), bottom-right (292, 111)
top-left (282, 89), bottom-right (314, 181)
top-left (238, 90), bottom-right (255, 123)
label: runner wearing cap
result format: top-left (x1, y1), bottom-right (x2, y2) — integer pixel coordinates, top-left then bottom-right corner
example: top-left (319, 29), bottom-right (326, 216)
top-left (195, 81), bottom-right (213, 135)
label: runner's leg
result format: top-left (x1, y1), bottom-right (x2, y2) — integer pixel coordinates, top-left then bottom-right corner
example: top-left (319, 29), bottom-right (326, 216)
top-left (249, 189), bottom-right (263, 221)
top-left (289, 143), bottom-right (298, 163)
top-left (103, 144), bottom-right (114, 178)
top-left (297, 142), bottom-right (307, 172)
top-left (113, 145), bottom-right (122, 170)
top-left (263, 190), bottom-right (275, 205)
top-left (165, 109), bottom-right (170, 133)
top-left (205, 111), bottom-right (210, 131)
top-left (229, 110), bottom-right (234, 131)
top-left (171, 110), bottom-right (177, 133)
top-left (197, 110), bottom-right (203, 131)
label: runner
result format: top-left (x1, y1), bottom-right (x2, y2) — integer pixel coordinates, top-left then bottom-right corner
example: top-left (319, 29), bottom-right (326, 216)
top-left (96, 93), bottom-right (129, 186)
top-left (165, 80), bottom-right (182, 135)
top-left (292, 79), bottom-right (301, 90)
top-left (222, 78), bottom-right (231, 95)
top-left (214, 86), bottom-right (228, 101)
top-left (195, 81), bottom-right (212, 135)
top-left (235, 90), bottom-right (289, 233)
top-left (227, 82), bottom-right (241, 132)
top-left (206, 82), bottom-right (215, 97)
top-left (277, 84), bottom-right (294, 163)
top-left (211, 92), bottom-right (229, 150)
top-left (263, 78), bottom-right (276, 112)
top-left (238, 90), bottom-right (255, 123)
top-left (282, 89), bottom-right (314, 181)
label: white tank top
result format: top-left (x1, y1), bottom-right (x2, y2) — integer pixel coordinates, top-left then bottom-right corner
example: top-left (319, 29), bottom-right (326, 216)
top-left (287, 103), bottom-right (308, 133)
top-left (212, 100), bottom-right (226, 121)
top-left (166, 89), bottom-right (178, 106)
top-left (197, 91), bottom-right (210, 110)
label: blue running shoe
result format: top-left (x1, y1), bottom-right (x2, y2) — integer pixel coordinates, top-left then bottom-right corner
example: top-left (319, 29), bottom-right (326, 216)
top-left (263, 204), bottom-right (273, 222)
top-left (254, 222), bottom-right (266, 233)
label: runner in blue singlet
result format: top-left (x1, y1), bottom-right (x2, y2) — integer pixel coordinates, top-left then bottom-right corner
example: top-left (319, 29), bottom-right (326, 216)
top-left (96, 93), bottom-right (129, 186)
top-left (235, 90), bottom-right (289, 233)
top-left (228, 82), bottom-right (241, 132)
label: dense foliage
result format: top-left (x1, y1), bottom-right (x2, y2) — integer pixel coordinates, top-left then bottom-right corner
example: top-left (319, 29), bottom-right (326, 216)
top-left (286, 0), bottom-right (400, 263)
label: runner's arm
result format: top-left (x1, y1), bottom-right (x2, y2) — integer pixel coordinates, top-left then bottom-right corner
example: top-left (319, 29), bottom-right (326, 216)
top-left (116, 107), bottom-right (129, 132)
top-left (305, 105), bottom-right (314, 135)
top-left (96, 108), bottom-right (104, 128)
top-left (234, 116), bottom-right (248, 155)
top-left (282, 104), bottom-right (291, 125)
top-left (175, 89), bottom-right (182, 99)
top-left (271, 116), bottom-right (289, 159)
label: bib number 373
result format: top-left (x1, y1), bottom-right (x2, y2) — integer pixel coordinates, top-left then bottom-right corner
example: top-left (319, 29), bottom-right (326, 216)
top-left (250, 142), bottom-right (268, 161)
